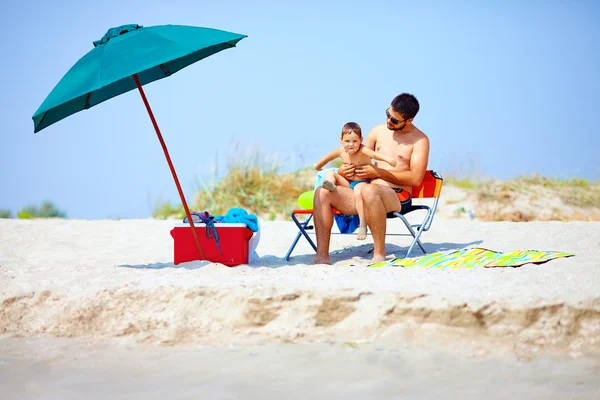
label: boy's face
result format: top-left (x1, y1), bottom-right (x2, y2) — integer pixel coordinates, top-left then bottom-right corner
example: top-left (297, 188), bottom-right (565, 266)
top-left (341, 131), bottom-right (362, 154)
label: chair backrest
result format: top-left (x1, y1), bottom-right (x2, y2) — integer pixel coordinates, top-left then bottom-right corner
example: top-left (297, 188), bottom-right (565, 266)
top-left (411, 170), bottom-right (443, 199)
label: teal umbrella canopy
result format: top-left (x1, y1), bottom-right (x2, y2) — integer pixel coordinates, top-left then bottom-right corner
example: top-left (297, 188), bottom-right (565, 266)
top-left (32, 24), bottom-right (246, 133)
top-left (31, 23), bottom-right (247, 261)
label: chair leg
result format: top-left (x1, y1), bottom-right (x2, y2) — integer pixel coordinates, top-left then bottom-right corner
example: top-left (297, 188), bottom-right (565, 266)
top-left (404, 225), bottom-right (427, 258)
top-left (395, 215), bottom-right (427, 258)
top-left (284, 230), bottom-right (304, 262)
top-left (284, 213), bottom-right (316, 261)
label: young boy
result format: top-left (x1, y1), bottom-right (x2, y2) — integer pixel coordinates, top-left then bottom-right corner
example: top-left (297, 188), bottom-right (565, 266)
top-left (314, 122), bottom-right (397, 240)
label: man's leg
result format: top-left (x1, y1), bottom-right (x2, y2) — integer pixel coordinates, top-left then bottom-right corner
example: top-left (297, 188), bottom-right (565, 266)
top-left (313, 186), bottom-right (357, 264)
top-left (361, 184), bottom-right (401, 263)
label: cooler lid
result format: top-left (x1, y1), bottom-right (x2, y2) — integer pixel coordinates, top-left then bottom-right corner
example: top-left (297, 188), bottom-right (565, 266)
top-left (173, 222), bottom-right (249, 228)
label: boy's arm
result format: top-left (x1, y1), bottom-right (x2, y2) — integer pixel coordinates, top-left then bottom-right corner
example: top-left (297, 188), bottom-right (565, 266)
top-left (361, 146), bottom-right (397, 167)
top-left (314, 148), bottom-right (342, 171)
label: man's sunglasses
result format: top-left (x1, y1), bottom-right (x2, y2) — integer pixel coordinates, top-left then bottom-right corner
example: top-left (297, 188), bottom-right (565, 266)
top-left (386, 108), bottom-right (406, 125)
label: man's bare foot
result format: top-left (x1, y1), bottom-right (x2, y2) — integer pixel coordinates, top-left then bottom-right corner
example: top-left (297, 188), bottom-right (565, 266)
top-left (356, 225), bottom-right (367, 240)
top-left (322, 180), bottom-right (337, 192)
top-left (313, 255), bottom-right (331, 264)
top-left (370, 254), bottom-right (386, 264)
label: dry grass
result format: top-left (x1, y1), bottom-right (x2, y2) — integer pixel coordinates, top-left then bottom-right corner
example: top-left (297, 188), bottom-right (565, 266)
top-left (444, 176), bottom-right (480, 190)
top-left (153, 147), bottom-right (315, 220)
top-left (474, 176), bottom-right (599, 208)
top-left (152, 153), bottom-right (599, 222)
top-left (517, 175), bottom-right (598, 208)
top-left (445, 173), bottom-right (600, 222)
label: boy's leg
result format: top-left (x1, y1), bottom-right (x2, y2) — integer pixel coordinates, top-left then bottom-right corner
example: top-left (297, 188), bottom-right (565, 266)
top-left (353, 182), bottom-right (368, 240)
top-left (322, 172), bottom-right (350, 192)
top-left (322, 171), bottom-right (337, 191)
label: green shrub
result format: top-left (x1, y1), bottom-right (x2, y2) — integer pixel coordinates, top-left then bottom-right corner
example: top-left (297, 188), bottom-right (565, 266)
top-left (0, 209), bottom-right (12, 218)
top-left (17, 201), bottom-right (66, 219)
top-left (152, 201), bottom-right (185, 219)
top-left (17, 210), bottom-right (33, 219)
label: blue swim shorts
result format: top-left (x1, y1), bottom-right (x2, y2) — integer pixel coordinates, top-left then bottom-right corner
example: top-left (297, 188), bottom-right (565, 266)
top-left (349, 179), bottom-right (370, 189)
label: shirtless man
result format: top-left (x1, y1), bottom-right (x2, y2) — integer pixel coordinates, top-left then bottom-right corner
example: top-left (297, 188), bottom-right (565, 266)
top-left (312, 93), bottom-right (430, 264)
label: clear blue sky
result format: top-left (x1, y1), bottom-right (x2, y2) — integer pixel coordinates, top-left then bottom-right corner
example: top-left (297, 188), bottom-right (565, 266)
top-left (1, 0), bottom-right (599, 219)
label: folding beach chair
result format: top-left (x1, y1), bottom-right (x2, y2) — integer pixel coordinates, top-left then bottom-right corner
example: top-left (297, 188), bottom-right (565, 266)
top-left (284, 170), bottom-right (443, 261)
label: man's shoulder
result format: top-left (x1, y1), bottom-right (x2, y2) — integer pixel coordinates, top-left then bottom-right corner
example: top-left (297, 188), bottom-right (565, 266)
top-left (411, 125), bottom-right (429, 141)
top-left (368, 124), bottom-right (388, 136)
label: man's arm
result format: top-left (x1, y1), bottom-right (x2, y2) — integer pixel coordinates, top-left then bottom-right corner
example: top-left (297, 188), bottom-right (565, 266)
top-left (314, 148), bottom-right (342, 171)
top-left (337, 162), bottom-right (356, 180)
top-left (356, 135), bottom-right (430, 187)
top-left (363, 128), bottom-right (377, 151)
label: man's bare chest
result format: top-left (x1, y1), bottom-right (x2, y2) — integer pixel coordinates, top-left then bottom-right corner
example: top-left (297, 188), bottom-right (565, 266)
top-left (376, 139), bottom-right (414, 164)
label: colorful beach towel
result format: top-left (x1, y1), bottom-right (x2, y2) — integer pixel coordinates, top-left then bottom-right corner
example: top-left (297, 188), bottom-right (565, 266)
top-left (368, 248), bottom-right (574, 269)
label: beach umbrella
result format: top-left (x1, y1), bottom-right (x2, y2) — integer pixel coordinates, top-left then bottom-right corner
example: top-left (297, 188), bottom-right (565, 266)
top-left (32, 24), bottom-right (247, 259)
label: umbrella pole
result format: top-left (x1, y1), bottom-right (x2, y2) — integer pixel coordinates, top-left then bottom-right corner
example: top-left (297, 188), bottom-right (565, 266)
top-left (133, 74), bottom-right (205, 260)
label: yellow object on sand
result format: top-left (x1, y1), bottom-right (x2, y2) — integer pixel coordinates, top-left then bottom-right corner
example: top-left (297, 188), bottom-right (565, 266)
top-left (298, 190), bottom-right (315, 209)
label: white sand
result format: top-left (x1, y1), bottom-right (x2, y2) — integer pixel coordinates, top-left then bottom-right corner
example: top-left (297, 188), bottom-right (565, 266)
top-left (1, 218), bottom-right (599, 359)
top-left (1, 336), bottom-right (599, 400)
top-left (1, 218), bottom-right (600, 398)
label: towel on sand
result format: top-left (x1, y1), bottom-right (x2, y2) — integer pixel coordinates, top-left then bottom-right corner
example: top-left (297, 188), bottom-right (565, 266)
top-left (368, 248), bottom-right (574, 269)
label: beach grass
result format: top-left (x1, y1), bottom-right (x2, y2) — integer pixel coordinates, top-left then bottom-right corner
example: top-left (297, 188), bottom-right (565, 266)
top-left (1, 201), bottom-right (67, 219)
top-left (153, 148), bottom-right (314, 220)
top-left (151, 150), bottom-right (599, 222)
top-left (474, 175), bottom-right (599, 209)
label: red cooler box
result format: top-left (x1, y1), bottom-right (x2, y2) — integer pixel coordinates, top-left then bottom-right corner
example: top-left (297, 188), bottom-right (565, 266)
top-left (170, 223), bottom-right (253, 266)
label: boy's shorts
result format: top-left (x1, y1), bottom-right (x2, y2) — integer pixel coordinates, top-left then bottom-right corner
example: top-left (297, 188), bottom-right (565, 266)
top-left (349, 179), bottom-right (370, 189)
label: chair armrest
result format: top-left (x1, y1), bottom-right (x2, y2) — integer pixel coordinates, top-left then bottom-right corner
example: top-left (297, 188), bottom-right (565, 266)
top-left (391, 204), bottom-right (434, 231)
top-left (405, 205), bottom-right (429, 212)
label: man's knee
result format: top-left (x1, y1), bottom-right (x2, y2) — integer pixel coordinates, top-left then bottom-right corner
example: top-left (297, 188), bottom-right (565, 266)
top-left (315, 187), bottom-right (325, 200)
top-left (314, 187), bottom-right (333, 207)
top-left (360, 184), bottom-right (381, 203)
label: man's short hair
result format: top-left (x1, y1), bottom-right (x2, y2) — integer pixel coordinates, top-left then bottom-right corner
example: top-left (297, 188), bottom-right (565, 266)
top-left (391, 93), bottom-right (420, 120)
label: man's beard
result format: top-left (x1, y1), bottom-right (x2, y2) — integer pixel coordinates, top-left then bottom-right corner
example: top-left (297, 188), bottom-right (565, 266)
top-left (388, 121), bottom-right (407, 131)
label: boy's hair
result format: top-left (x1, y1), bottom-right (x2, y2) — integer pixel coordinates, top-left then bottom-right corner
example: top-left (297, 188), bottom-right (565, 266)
top-left (341, 122), bottom-right (362, 139)
top-left (391, 93), bottom-right (420, 120)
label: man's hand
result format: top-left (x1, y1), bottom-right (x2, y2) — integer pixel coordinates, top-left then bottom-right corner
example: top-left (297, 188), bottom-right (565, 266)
top-left (337, 163), bottom-right (356, 180)
top-left (354, 164), bottom-right (380, 180)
